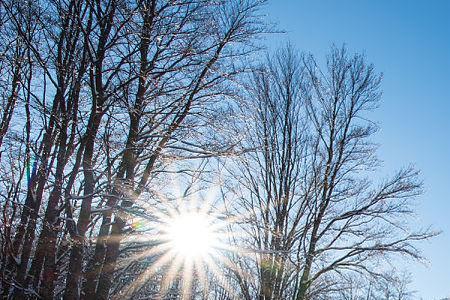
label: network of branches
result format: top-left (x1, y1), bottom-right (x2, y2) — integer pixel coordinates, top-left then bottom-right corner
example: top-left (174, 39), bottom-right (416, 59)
top-left (0, 0), bottom-right (435, 299)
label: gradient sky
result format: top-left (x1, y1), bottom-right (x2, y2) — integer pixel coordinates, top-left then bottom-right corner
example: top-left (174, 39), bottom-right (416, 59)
top-left (263, 1), bottom-right (450, 299)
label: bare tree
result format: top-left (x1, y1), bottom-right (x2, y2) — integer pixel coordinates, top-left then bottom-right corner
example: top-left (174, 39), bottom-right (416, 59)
top-left (228, 45), bottom-right (310, 300)
top-left (294, 46), bottom-right (435, 300)
top-left (226, 45), bottom-right (435, 300)
top-left (1, 0), bottom-right (267, 299)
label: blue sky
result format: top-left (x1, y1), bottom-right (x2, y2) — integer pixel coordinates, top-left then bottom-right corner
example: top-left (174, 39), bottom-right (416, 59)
top-left (263, 1), bottom-right (450, 299)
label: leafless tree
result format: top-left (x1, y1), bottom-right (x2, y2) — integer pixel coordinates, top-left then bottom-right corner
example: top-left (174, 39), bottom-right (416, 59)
top-left (0, 0), bottom-right (267, 299)
top-left (226, 45), bottom-right (310, 300)
top-left (225, 45), bottom-right (436, 300)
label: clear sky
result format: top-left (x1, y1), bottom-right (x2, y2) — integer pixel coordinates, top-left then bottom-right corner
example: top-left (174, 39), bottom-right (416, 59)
top-left (263, 1), bottom-right (450, 299)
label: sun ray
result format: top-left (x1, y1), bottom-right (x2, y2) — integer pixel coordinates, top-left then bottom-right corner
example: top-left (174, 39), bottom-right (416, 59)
top-left (116, 249), bottom-right (177, 299)
top-left (194, 256), bottom-right (210, 299)
top-left (159, 253), bottom-right (184, 296)
top-left (115, 241), bottom-right (171, 270)
top-left (217, 252), bottom-right (254, 284)
top-left (181, 258), bottom-right (194, 299)
top-left (203, 255), bottom-right (237, 299)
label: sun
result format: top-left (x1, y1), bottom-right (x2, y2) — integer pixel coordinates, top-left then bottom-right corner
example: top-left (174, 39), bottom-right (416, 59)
top-left (115, 189), bottom-right (248, 300)
top-left (165, 212), bottom-right (218, 259)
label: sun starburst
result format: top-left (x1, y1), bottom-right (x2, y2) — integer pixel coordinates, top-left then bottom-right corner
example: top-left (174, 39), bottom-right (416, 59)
top-left (114, 186), bottom-right (249, 300)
